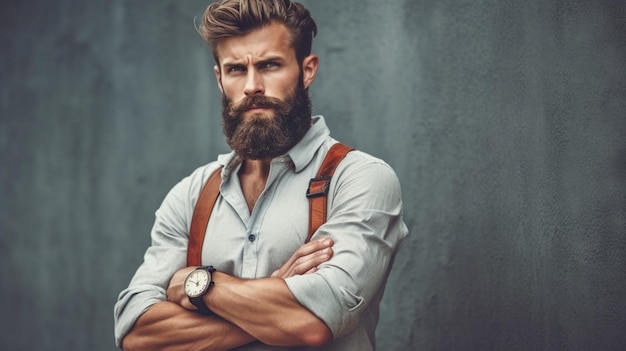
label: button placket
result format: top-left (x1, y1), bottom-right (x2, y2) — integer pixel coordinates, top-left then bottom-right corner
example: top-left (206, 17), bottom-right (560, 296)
top-left (241, 162), bottom-right (288, 278)
top-left (241, 231), bottom-right (258, 278)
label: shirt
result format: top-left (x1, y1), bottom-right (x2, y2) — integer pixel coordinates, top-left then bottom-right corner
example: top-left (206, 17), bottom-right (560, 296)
top-left (114, 116), bottom-right (408, 350)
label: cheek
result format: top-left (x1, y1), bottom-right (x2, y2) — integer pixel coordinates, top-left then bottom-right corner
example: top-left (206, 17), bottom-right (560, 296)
top-left (222, 82), bottom-right (237, 95)
top-left (222, 86), bottom-right (244, 103)
top-left (220, 77), bottom-right (244, 97)
top-left (265, 77), bottom-right (297, 99)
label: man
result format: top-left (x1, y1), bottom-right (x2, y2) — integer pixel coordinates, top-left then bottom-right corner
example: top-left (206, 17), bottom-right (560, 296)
top-left (114, 0), bottom-right (408, 350)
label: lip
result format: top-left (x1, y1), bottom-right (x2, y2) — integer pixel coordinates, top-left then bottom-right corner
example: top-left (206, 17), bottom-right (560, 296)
top-left (246, 105), bottom-right (271, 113)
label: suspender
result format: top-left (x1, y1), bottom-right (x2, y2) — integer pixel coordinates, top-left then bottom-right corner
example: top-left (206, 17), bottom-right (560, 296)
top-left (186, 143), bottom-right (353, 266)
top-left (186, 167), bottom-right (223, 267)
top-left (306, 143), bottom-right (353, 241)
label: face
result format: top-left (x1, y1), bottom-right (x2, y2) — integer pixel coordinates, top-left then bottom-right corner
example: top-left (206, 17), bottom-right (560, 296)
top-left (214, 22), bottom-right (319, 159)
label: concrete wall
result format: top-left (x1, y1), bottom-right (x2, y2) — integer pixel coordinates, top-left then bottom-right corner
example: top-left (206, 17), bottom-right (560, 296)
top-left (1, 0), bottom-right (624, 350)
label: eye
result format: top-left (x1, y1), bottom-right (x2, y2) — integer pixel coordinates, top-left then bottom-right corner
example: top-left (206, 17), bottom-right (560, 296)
top-left (226, 65), bottom-right (246, 74)
top-left (260, 61), bottom-right (279, 70)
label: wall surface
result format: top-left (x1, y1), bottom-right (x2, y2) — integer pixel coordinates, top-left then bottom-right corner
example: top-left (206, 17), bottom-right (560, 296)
top-left (1, 0), bottom-right (625, 350)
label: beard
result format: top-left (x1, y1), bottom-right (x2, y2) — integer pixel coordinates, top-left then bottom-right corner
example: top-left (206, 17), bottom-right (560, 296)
top-left (221, 79), bottom-right (312, 160)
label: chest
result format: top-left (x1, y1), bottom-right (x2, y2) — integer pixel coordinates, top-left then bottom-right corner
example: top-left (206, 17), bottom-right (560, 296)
top-left (201, 168), bottom-right (313, 278)
top-left (239, 173), bottom-right (267, 213)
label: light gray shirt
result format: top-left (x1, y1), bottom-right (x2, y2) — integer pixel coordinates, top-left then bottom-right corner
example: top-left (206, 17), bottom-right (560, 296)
top-left (114, 116), bottom-right (408, 350)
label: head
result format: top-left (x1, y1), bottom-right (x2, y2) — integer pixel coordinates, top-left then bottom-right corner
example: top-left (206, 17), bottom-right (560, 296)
top-left (199, 0), bottom-right (319, 160)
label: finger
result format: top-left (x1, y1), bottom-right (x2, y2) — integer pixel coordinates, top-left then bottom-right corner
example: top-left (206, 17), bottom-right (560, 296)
top-left (289, 247), bottom-right (333, 276)
top-left (295, 237), bottom-right (334, 258)
top-left (276, 238), bottom-right (331, 274)
top-left (273, 238), bottom-right (334, 279)
top-left (167, 267), bottom-right (198, 305)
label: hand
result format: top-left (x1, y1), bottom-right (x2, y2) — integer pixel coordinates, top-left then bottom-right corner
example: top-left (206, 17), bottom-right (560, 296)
top-left (167, 266), bottom-right (197, 310)
top-left (271, 237), bottom-right (334, 279)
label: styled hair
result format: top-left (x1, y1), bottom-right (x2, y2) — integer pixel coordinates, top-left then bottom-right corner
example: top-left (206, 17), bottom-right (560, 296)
top-left (198, 0), bottom-right (317, 65)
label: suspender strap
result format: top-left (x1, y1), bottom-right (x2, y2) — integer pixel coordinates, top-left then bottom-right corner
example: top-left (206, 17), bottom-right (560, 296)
top-left (187, 166), bottom-right (223, 267)
top-left (306, 143), bottom-right (353, 242)
top-left (186, 143), bottom-right (353, 266)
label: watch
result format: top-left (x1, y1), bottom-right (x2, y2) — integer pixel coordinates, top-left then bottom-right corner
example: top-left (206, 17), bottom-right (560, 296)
top-left (183, 265), bottom-right (216, 315)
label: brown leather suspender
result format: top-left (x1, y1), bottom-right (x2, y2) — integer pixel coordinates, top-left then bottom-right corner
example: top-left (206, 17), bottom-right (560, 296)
top-left (186, 167), bottom-right (223, 266)
top-left (305, 143), bottom-right (353, 242)
top-left (186, 143), bottom-right (353, 266)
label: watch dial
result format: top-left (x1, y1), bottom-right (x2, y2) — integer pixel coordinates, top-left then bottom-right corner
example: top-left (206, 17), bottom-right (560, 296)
top-left (184, 269), bottom-right (210, 297)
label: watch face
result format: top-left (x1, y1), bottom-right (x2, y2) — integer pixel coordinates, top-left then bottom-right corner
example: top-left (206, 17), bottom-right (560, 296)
top-left (184, 269), bottom-right (210, 298)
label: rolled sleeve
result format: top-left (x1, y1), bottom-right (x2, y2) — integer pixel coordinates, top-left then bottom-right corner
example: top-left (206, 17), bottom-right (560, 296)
top-left (285, 152), bottom-right (408, 338)
top-left (113, 163), bottom-right (217, 347)
top-left (114, 287), bottom-right (165, 347)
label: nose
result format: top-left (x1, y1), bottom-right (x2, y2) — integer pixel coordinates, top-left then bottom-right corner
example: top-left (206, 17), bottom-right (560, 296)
top-left (243, 70), bottom-right (264, 96)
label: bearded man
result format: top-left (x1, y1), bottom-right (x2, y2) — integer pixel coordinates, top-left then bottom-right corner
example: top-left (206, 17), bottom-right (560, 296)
top-left (114, 1), bottom-right (408, 350)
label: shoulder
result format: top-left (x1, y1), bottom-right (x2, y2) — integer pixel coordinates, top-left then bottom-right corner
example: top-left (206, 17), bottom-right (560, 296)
top-left (318, 140), bottom-right (397, 176)
top-left (167, 161), bottom-right (223, 205)
top-left (152, 160), bottom-right (224, 236)
top-left (156, 159), bottom-right (224, 217)
top-left (329, 147), bottom-right (403, 203)
top-left (337, 148), bottom-right (399, 182)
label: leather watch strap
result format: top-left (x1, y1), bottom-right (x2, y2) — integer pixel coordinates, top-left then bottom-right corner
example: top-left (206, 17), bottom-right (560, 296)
top-left (190, 296), bottom-right (212, 315)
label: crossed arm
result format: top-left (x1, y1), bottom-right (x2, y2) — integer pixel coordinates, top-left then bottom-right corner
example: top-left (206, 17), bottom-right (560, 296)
top-left (121, 237), bottom-right (334, 351)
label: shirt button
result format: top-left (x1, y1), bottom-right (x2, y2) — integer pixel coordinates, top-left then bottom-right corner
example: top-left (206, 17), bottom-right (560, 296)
top-left (248, 234), bottom-right (256, 242)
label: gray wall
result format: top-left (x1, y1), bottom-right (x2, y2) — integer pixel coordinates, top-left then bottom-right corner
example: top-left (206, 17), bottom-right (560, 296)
top-left (1, 0), bottom-right (625, 350)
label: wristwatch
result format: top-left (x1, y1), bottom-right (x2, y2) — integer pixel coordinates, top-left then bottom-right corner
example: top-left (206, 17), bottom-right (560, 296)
top-left (183, 265), bottom-right (216, 315)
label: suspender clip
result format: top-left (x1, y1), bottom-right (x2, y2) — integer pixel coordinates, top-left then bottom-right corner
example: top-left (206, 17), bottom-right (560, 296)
top-left (306, 176), bottom-right (332, 198)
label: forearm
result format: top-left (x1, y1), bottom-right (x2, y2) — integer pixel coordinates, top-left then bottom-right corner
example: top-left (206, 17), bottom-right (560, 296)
top-left (205, 273), bottom-right (332, 347)
top-left (122, 301), bottom-right (255, 351)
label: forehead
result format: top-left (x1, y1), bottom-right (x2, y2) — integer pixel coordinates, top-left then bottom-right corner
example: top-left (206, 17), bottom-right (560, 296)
top-left (216, 22), bottom-right (296, 65)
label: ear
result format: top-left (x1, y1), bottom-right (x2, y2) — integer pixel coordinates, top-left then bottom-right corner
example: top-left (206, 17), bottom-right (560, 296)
top-left (301, 54), bottom-right (319, 89)
top-left (214, 65), bottom-right (224, 93)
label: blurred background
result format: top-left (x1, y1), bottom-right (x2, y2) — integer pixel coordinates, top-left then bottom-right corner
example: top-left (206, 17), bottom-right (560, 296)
top-left (1, 0), bottom-right (625, 350)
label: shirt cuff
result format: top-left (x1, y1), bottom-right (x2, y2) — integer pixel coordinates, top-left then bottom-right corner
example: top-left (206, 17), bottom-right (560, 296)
top-left (113, 287), bottom-right (165, 348)
top-left (285, 271), bottom-right (363, 338)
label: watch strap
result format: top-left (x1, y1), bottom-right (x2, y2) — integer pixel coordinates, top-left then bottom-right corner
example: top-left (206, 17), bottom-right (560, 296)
top-left (189, 295), bottom-right (212, 315)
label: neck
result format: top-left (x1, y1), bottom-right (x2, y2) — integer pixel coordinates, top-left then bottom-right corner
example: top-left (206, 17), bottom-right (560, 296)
top-left (239, 158), bottom-right (271, 179)
top-left (238, 158), bottom-right (271, 213)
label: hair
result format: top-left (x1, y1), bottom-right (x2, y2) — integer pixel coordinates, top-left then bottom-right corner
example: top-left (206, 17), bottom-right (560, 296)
top-left (198, 0), bottom-right (317, 65)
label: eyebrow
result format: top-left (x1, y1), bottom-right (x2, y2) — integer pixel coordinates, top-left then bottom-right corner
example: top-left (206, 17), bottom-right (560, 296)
top-left (221, 55), bottom-right (285, 68)
top-left (222, 62), bottom-right (245, 71)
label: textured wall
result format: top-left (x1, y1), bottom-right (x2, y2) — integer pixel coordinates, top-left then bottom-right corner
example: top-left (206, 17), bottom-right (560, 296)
top-left (1, 0), bottom-right (625, 350)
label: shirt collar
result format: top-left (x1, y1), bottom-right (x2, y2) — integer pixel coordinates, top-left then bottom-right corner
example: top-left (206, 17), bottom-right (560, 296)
top-left (216, 115), bottom-right (330, 177)
top-left (287, 115), bottom-right (330, 172)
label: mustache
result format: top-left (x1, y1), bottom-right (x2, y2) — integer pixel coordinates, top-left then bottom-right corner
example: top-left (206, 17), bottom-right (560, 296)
top-left (227, 95), bottom-right (285, 116)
